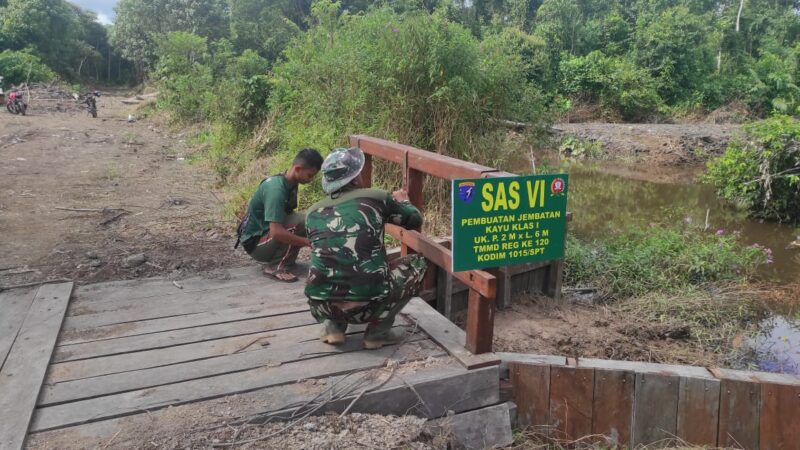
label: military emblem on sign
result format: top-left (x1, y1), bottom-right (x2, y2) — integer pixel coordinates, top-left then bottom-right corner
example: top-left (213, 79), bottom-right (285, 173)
top-left (458, 181), bottom-right (476, 203)
top-left (550, 177), bottom-right (565, 196)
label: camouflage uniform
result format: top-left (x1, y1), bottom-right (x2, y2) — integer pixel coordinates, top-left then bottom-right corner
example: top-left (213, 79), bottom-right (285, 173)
top-left (305, 148), bottom-right (426, 336)
top-left (305, 188), bottom-right (426, 324)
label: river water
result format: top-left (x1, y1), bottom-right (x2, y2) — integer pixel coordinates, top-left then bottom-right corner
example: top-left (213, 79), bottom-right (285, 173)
top-left (563, 162), bottom-right (800, 374)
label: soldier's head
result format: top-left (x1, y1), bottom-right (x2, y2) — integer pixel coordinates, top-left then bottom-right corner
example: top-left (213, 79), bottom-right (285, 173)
top-left (288, 148), bottom-right (323, 184)
top-left (321, 147), bottom-right (365, 194)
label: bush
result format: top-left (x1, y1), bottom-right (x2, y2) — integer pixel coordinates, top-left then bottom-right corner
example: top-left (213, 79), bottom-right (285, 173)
top-left (559, 51), bottom-right (663, 121)
top-left (0, 49), bottom-right (56, 86)
top-left (269, 3), bottom-right (551, 165)
top-left (744, 50), bottom-right (800, 116)
top-left (154, 32), bottom-right (214, 121)
top-left (154, 33), bottom-right (270, 126)
top-left (705, 115), bottom-right (800, 224)
top-left (565, 225), bottom-right (768, 299)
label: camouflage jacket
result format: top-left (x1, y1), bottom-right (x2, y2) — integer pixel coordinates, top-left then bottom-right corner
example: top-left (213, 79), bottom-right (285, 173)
top-left (304, 188), bottom-right (423, 302)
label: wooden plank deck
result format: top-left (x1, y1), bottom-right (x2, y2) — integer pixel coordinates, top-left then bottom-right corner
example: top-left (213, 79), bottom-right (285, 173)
top-left (0, 283), bottom-right (73, 450)
top-left (14, 267), bottom-right (499, 449)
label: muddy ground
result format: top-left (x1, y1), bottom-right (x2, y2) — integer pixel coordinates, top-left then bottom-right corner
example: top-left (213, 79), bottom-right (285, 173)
top-left (0, 87), bottom-right (249, 289)
top-left (553, 122), bottom-right (742, 165)
top-left (493, 294), bottom-right (729, 368)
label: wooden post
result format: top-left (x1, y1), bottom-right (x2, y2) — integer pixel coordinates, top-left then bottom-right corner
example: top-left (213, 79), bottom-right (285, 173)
top-left (436, 266), bottom-right (454, 319)
top-left (406, 168), bottom-right (424, 212)
top-left (545, 260), bottom-right (564, 302)
top-left (362, 153), bottom-right (373, 188)
top-left (465, 289), bottom-right (495, 354)
top-left (489, 267), bottom-right (512, 310)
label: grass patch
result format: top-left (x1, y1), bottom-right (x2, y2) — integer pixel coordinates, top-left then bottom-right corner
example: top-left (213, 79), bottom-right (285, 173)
top-left (565, 224), bottom-right (768, 300)
top-left (614, 286), bottom-right (767, 359)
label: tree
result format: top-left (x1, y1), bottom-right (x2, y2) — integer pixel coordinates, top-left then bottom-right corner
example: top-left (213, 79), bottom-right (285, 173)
top-left (229, 0), bottom-right (305, 62)
top-left (632, 5), bottom-right (714, 102)
top-left (0, 0), bottom-right (83, 76)
top-left (111, 0), bottom-right (229, 79)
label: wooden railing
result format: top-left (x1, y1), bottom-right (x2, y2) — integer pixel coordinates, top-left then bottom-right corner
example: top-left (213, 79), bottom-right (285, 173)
top-left (349, 135), bottom-right (519, 354)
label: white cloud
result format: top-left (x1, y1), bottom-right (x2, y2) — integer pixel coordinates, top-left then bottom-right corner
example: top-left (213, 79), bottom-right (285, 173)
top-left (96, 12), bottom-right (113, 25)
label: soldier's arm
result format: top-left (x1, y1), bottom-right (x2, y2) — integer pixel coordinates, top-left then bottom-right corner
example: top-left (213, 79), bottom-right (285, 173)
top-left (386, 190), bottom-right (423, 229)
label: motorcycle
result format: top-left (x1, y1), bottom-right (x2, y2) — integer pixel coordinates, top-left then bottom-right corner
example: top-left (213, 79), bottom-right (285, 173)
top-left (6, 91), bottom-right (27, 116)
top-left (84, 91), bottom-right (100, 118)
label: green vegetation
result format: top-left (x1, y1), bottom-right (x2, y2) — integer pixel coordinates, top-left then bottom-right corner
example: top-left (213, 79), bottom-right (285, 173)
top-left (617, 288), bottom-right (767, 356)
top-left (0, 49), bottom-right (55, 85)
top-left (269, 6), bottom-right (549, 167)
top-left (0, 0), bottom-right (133, 85)
top-left (565, 225), bottom-right (768, 299)
top-left (705, 115), bottom-right (800, 224)
top-left (557, 136), bottom-right (604, 160)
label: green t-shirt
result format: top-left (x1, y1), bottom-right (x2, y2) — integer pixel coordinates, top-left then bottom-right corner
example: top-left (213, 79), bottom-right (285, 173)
top-left (304, 188), bottom-right (423, 302)
top-left (240, 174), bottom-right (298, 243)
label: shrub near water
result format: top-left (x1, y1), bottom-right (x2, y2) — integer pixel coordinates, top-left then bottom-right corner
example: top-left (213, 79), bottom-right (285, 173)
top-left (705, 115), bottom-right (800, 224)
top-left (565, 225), bottom-right (768, 299)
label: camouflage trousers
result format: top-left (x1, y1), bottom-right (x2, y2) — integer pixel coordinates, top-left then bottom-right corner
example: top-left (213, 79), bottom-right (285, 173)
top-left (308, 255), bottom-right (427, 326)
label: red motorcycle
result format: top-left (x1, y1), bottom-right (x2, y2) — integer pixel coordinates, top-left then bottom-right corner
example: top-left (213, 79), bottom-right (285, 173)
top-left (6, 91), bottom-right (27, 115)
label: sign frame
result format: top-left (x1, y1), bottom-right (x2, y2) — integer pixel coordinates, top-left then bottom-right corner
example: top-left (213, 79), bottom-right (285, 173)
top-left (451, 174), bottom-right (569, 272)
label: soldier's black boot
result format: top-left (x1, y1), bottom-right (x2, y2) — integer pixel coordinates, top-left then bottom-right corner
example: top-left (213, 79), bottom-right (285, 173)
top-left (320, 320), bottom-right (347, 345)
top-left (363, 320), bottom-right (405, 350)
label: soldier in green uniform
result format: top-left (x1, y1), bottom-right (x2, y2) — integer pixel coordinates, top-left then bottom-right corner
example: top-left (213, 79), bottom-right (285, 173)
top-left (305, 147), bottom-right (427, 349)
top-left (236, 148), bottom-right (323, 282)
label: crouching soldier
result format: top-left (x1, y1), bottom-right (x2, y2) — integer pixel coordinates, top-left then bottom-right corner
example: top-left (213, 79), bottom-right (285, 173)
top-left (305, 147), bottom-right (427, 349)
top-left (236, 148), bottom-right (323, 282)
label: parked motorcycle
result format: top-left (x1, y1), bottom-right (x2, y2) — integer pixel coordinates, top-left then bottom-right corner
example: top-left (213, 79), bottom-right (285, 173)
top-left (6, 91), bottom-right (27, 115)
top-left (84, 91), bottom-right (100, 118)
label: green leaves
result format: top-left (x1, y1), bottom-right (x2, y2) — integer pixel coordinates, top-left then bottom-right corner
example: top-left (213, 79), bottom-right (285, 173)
top-left (705, 115), bottom-right (800, 224)
top-left (565, 225), bottom-right (768, 299)
top-left (0, 49), bottom-right (55, 85)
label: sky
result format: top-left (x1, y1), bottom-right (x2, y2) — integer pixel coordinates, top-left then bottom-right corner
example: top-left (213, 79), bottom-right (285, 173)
top-left (69, 0), bottom-right (118, 25)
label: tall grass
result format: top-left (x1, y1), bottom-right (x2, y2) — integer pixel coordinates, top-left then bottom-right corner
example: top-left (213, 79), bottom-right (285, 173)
top-left (565, 225), bottom-right (769, 299)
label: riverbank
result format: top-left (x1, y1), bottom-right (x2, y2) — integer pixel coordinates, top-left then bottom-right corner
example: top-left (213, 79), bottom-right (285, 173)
top-left (513, 123), bottom-right (800, 375)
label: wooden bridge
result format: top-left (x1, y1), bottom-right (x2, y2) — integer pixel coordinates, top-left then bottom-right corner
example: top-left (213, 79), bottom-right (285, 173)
top-left (1, 136), bottom-right (797, 449)
top-left (0, 272), bottom-right (503, 449)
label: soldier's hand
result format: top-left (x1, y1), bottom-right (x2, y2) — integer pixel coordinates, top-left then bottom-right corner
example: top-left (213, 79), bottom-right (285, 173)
top-left (392, 189), bottom-right (410, 202)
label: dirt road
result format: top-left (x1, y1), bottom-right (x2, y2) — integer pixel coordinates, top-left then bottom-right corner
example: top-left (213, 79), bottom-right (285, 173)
top-left (554, 122), bottom-right (742, 165)
top-left (0, 89), bottom-right (248, 289)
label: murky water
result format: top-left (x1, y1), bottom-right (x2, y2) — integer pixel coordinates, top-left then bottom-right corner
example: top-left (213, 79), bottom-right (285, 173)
top-left (566, 164), bottom-right (800, 283)
top-left (562, 162), bottom-right (800, 374)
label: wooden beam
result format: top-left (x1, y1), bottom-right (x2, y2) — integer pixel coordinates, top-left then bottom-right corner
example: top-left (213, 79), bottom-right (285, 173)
top-left (591, 368), bottom-right (634, 447)
top-left (632, 373), bottom-right (679, 446)
top-left (60, 300), bottom-right (311, 345)
top-left (32, 338), bottom-right (441, 432)
top-left (54, 311), bottom-right (316, 363)
top-left (385, 225), bottom-right (495, 299)
top-left (350, 135), bottom-right (408, 165)
top-left (760, 382), bottom-right (800, 450)
top-left (509, 362), bottom-right (551, 429)
top-left (0, 287), bottom-right (38, 372)
top-left (406, 168), bottom-right (425, 211)
top-left (549, 366), bottom-right (594, 440)
top-left (352, 135), bottom-right (499, 181)
top-left (465, 289), bottom-right (495, 354)
top-left (41, 326), bottom-right (423, 406)
top-left (677, 377), bottom-right (720, 447)
top-left (402, 298), bottom-right (499, 369)
top-left (717, 378), bottom-right (760, 449)
top-left (0, 282), bottom-right (73, 450)
top-left (406, 149), bottom-right (497, 180)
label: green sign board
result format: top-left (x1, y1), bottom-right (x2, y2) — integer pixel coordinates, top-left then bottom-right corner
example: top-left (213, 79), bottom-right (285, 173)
top-left (451, 174), bottom-right (569, 272)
